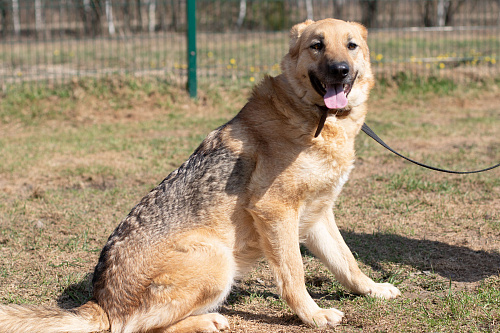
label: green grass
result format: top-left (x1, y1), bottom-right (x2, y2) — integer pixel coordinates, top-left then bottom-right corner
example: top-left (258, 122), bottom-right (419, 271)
top-left (0, 76), bottom-right (498, 332)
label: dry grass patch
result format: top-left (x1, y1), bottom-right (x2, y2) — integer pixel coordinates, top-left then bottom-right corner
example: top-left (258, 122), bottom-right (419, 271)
top-left (0, 77), bottom-right (498, 332)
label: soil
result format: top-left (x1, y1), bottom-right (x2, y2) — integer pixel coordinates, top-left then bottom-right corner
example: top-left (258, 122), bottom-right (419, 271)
top-left (0, 83), bottom-right (498, 332)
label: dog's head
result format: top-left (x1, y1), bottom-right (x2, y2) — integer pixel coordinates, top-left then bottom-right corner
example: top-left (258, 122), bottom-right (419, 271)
top-left (282, 19), bottom-right (373, 113)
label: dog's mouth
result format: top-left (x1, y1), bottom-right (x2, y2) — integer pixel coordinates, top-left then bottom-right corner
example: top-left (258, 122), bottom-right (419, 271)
top-left (308, 71), bottom-right (355, 110)
top-left (309, 70), bottom-right (358, 137)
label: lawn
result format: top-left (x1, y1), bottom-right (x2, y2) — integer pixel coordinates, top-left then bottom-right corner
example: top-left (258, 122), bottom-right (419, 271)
top-left (0, 75), bottom-right (499, 332)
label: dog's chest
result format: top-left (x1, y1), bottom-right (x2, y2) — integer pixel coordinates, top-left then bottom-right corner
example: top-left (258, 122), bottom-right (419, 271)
top-left (297, 165), bottom-right (352, 236)
top-left (293, 140), bottom-right (354, 227)
top-left (296, 137), bottom-right (354, 190)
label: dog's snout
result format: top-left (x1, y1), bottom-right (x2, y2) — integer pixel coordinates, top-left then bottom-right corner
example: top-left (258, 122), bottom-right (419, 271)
top-left (328, 62), bottom-right (350, 80)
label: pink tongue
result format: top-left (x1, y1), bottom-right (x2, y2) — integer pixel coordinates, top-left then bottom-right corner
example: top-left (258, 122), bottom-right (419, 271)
top-left (324, 84), bottom-right (348, 109)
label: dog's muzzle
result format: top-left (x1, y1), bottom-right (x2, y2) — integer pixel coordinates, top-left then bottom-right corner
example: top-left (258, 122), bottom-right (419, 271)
top-left (308, 69), bottom-right (356, 110)
top-left (309, 69), bottom-right (358, 137)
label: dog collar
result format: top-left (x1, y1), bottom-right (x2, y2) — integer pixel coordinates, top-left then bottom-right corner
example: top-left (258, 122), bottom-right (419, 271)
top-left (314, 106), bottom-right (351, 138)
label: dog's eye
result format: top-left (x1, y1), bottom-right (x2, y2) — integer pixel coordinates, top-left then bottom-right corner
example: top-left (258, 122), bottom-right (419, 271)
top-left (347, 42), bottom-right (358, 50)
top-left (310, 42), bottom-right (324, 51)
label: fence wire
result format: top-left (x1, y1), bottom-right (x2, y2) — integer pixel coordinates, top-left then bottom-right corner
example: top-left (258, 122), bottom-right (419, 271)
top-left (1, 0), bottom-right (499, 89)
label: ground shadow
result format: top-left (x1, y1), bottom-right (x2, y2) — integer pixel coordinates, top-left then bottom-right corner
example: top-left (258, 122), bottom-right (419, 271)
top-left (220, 231), bottom-right (500, 325)
top-left (220, 308), bottom-right (303, 327)
top-left (341, 230), bottom-right (500, 282)
top-left (56, 273), bottom-right (93, 309)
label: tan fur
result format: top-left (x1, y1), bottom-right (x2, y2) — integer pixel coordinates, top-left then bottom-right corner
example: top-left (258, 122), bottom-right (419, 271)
top-left (0, 19), bottom-right (400, 333)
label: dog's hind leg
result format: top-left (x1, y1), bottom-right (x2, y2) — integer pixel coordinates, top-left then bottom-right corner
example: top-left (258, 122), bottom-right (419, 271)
top-left (113, 232), bottom-right (235, 333)
top-left (303, 210), bottom-right (401, 299)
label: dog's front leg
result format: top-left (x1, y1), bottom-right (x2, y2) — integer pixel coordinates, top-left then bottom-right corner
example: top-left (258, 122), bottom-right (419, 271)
top-left (249, 209), bottom-right (344, 328)
top-left (303, 209), bottom-right (401, 299)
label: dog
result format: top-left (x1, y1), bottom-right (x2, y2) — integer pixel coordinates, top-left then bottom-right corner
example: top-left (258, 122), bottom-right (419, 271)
top-left (0, 19), bottom-right (400, 333)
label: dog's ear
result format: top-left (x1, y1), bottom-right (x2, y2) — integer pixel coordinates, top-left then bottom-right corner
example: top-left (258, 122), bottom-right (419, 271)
top-left (348, 22), bottom-right (368, 41)
top-left (288, 20), bottom-right (314, 58)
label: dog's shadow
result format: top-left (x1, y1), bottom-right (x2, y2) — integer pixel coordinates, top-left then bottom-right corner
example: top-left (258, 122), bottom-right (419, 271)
top-left (341, 231), bottom-right (500, 282)
top-left (218, 232), bottom-right (500, 325)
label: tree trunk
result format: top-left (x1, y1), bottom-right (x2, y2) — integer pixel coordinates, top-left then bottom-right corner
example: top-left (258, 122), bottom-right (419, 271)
top-left (332, 0), bottom-right (345, 19)
top-left (123, 0), bottom-right (131, 33)
top-left (360, 0), bottom-right (378, 28)
top-left (136, 0), bottom-right (143, 31)
top-left (169, 0), bottom-right (177, 30)
top-left (437, 0), bottom-right (447, 26)
top-left (12, 0), bottom-right (20, 36)
top-left (105, 0), bottom-right (115, 35)
top-left (35, 0), bottom-right (46, 39)
top-left (147, 0), bottom-right (155, 33)
top-left (305, 0), bottom-right (313, 21)
top-left (236, 0), bottom-right (246, 28)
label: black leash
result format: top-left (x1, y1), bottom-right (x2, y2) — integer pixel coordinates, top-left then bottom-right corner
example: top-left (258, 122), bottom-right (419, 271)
top-left (361, 123), bottom-right (500, 174)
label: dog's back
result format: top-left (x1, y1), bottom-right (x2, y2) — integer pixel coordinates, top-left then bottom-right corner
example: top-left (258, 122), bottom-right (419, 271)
top-left (0, 119), bottom-right (257, 332)
top-left (91, 121), bottom-right (259, 330)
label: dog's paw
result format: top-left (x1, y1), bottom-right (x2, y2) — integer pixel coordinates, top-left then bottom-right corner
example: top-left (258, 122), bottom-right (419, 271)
top-left (307, 308), bottom-right (344, 328)
top-left (203, 313), bottom-right (230, 332)
top-left (168, 313), bottom-right (230, 332)
top-left (367, 282), bottom-right (401, 299)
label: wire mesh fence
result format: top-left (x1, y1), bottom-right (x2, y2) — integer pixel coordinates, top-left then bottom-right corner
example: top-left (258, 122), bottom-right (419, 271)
top-left (1, 0), bottom-right (499, 90)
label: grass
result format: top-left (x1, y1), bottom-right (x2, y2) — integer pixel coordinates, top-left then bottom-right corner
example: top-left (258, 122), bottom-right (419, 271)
top-left (0, 75), bottom-right (499, 332)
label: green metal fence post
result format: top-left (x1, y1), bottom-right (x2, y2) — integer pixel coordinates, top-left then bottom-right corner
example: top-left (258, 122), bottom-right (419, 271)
top-left (187, 0), bottom-right (197, 98)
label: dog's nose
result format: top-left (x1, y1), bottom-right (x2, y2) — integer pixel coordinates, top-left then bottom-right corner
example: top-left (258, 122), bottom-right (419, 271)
top-left (328, 62), bottom-right (350, 79)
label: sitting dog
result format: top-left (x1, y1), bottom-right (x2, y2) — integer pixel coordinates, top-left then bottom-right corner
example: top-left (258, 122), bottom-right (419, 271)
top-left (0, 19), bottom-right (400, 333)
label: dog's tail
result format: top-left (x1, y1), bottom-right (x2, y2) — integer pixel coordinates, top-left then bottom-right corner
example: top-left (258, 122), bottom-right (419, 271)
top-left (0, 300), bottom-right (109, 333)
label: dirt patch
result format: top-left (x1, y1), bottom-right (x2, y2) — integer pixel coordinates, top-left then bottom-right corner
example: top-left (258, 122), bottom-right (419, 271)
top-left (0, 82), bottom-right (498, 332)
